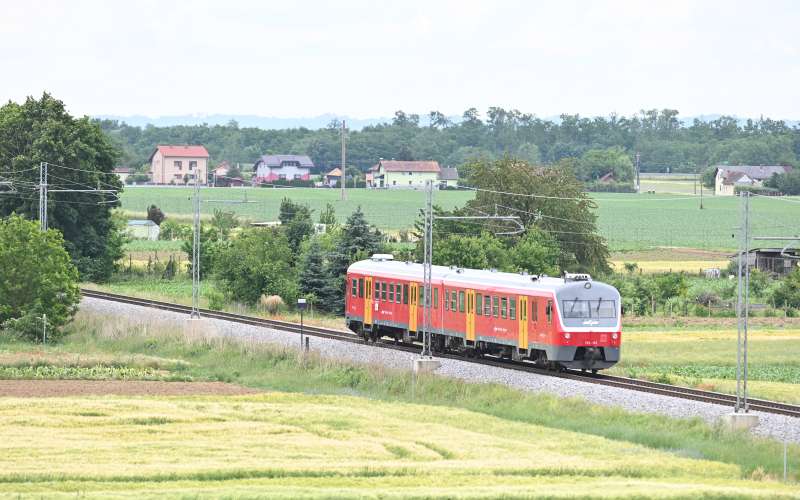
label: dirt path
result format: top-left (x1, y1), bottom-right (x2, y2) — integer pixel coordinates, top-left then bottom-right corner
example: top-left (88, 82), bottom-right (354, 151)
top-left (0, 380), bottom-right (261, 398)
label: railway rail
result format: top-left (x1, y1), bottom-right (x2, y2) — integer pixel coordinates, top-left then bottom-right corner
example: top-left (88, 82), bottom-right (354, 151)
top-left (81, 288), bottom-right (800, 419)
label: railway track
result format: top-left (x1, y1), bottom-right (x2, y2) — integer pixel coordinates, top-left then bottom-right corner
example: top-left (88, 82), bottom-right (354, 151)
top-left (80, 288), bottom-right (800, 419)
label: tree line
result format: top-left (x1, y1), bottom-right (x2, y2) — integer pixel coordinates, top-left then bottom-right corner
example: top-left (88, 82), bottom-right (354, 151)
top-left (97, 108), bottom-right (800, 175)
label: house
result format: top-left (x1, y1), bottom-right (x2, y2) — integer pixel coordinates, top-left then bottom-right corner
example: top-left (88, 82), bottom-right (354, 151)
top-left (113, 167), bottom-right (133, 184)
top-left (325, 168), bottom-right (342, 187)
top-left (149, 145), bottom-right (210, 185)
top-left (598, 172), bottom-right (615, 183)
top-left (213, 161), bottom-right (231, 178)
top-left (126, 220), bottom-right (160, 241)
top-left (714, 165), bottom-right (792, 196)
top-left (365, 164), bottom-right (379, 188)
top-left (733, 247), bottom-right (800, 276)
top-left (370, 160), bottom-right (441, 188)
top-left (254, 154), bottom-right (313, 183)
top-left (438, 167), bottom-right (459, 188)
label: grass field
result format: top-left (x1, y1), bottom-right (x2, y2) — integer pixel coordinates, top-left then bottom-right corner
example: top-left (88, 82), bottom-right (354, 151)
top-left (0, 311), bottom-right (798, 496)
top-left (608, 328), bottom-right (800, 403)
top-left (120, 187), bottom-right (800, 251)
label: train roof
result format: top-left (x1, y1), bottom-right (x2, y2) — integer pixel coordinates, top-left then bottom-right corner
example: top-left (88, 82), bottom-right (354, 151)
top-left (347, 257), bottom-right (592, 294)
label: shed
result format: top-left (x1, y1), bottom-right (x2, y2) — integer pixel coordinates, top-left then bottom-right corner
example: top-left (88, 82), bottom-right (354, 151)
top-left (732, 247), bottom-right (800, 276)
top-left (126, 220), bottom-right (160, 241)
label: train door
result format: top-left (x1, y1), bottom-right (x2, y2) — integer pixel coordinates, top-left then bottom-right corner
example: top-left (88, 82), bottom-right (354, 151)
top-left (364, 277), bottom-right (373, 326)
top-left (409, 283), bottom-right (418, 332)
top-left (466, 289), bottom-right (476, 342)
top-left (518, 296), bottom-right (528, 349)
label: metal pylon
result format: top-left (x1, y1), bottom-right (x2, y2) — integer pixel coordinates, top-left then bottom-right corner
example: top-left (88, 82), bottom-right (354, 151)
top-left (735, 191), bottom-right (750, 412)
top-left (191, 172), bottom-right (201, 318)
top-left (421, 180), bottom-right (434, 357)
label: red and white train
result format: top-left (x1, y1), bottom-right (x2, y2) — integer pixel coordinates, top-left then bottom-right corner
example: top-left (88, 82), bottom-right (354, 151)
top-left (345, 254), bottom-right (621, 371)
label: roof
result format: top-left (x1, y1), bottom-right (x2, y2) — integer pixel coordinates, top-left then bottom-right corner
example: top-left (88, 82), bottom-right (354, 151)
top-left (113, 167), bottom-right (132, 174)
top-left (439, 167), bottom-right (459, 181)
top-left (376, 160), bottom-right (441, 173)
top-left (722, 171), bottom-right (753, 185)
top-left (150, 145), bottom-right (210, 161)
top-left (255, 154), bottom-right (314, 168)
top-left (717, 165), bottom-right (792, 181)
top-left (599, 172), bottom-right (614, 182)
top-left (326, 168), bottom-right (342, 177)
top-left (127, 220), bottom-right (157, 226)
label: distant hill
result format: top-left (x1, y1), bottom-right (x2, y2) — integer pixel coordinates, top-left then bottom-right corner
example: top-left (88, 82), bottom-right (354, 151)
top-left (94, 113), bottom-right (392, 130)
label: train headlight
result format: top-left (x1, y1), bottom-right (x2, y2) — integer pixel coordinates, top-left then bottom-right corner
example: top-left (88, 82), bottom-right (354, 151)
top-left (563, 333), bottom-right (571, 340)
top-left (612, 333), bottom-right (618, 340)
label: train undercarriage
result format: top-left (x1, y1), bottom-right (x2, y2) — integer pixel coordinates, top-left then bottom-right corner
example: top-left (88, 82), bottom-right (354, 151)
top-left (346, 319), bottom-right (618, 373)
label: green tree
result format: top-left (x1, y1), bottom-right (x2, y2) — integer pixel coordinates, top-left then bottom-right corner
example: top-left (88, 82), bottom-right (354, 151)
top-left (509, 229), bottom-right (560, 275)
top-left (215, 228), bottom-right (297, 305)
top-left (210, 209), bottom-right (239, 238)
top-left (0, 94), bottom-right (123, 282)
top-left (772, 267), bottom-right (800, 309)
top-left (181, 225), bottom-right (224, 279)
top-left (432, 233), bottom-right (512, 271)
top-left (765, 170), bottom-right (800, 195)
top-left (147, 205), bottom-right (165, 225)
top-left (577, 146), bottom-right (634, 182)
top-left (319, 202), bottom-right (337, 226)
top-left (0, 214), bottom-right (80, 341)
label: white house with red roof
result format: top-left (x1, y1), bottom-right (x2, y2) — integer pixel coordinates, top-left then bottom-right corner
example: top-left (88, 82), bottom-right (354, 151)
top-left (149, 145), bottom-right (210, 185)
top-left (253, 154), bottom-right (314, 183)
top-left (369, 160), bottom-right (441, 188)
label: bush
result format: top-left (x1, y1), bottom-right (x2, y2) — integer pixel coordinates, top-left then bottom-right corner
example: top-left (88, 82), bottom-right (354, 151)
top-left (734, 185), bottom-right (780, 195)
top-left (0, 214), bottom-right (80, 342)
top-left (206, 290), bottom-right (226, 311)
top-left (260, 294), bottom-right (285, 314)
top-left (159, 220), bottom-right (191, 240)
top-left (585, 181), bottom-right (636, 193)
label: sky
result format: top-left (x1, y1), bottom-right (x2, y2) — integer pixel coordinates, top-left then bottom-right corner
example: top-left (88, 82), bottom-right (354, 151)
top-left (2, 0), bottom-right (799, 121)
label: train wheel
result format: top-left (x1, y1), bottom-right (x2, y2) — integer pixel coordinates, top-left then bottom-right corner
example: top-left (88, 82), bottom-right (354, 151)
top-left (591, 369), bottom-right (598, 375)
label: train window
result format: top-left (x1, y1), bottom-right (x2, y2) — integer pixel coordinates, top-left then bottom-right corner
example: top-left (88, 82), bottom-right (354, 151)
top-left (374, 281), bottom-right (380, 300)
top-left (433, 288), bottom-right (439, 309)
top-left (351, 279), bottom-right (357, 297)
top-left (491, 296), bottom-right (498, 317)
top-left (390, 283), bottom-right (397, 303)
top-left (531, 299), bottom-right (538, 322)
top-left (403, 284), bottom-right (409, 305)
top-left (500, 297), bottom-right (507, 319)
top-left (450, 291), bottom-right (457, 311)
top-left (381, 282), bottom-right (387, 301)
top-left (546, 300), bottom-right (553, 324)
top-left (476, 294), bottom-right (483, 316)
top-left (484, 296), bottom-right (492, 316)
top-left (458, 291), bottom-right (465, 313)
top-left (358, 278), bottom-right (364, 298)
top-left (510, 297), bottom-right (516, 320)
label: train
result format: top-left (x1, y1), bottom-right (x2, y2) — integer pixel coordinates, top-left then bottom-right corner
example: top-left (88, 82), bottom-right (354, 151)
top-left (345, 254), bottom-right (622, 372)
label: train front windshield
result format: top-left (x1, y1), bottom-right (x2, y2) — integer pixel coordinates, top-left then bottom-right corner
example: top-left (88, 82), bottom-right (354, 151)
top-left (561, 299), bottom-right (617, 319)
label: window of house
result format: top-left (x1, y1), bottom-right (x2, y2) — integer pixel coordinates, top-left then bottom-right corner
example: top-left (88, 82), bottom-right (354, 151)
top-left (189, 161), bottom-right (197, 170)
top-left (458, 291), bottom-right (465, 313)
top-left (433, 288), bottom-right (438, 309)
top-left (279, 174), bottom-right (287, 180)
top-left (476, 294), bottom-right (483, 316)
top-left (174, 161), bottom-right (182, 170)
top-left (510, 297), bottom-right (516, 320)
top-left (501, 297), bottom-right (507, 319)
top-left (450, 291), bottom-right (457, 312)
top-left (351, 279), bottom-right (357, 297)
top-left (492, 296), bottom-right (499, 318)
top-left (403, 284), bottom-right (409, 305)
top-left (358, 278), bottom-right (364, 298)
top-left (294, 174), bottom-right (302, 180)
top-left (393, 180), bottom-right (397, 185)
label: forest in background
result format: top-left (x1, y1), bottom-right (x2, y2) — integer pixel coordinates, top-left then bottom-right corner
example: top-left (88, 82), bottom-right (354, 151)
top-left (96, 108), bottom-right (800, 175)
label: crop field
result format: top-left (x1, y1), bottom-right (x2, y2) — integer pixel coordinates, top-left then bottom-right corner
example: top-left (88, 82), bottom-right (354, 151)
top-left (2, 392), bottom-right (797, 498)
top-left (120, 187), bottom-right (800, 252)
top-left (609, 328), bottom-right (800, 403)
top-left (0, 312), bottom-right (798, 496)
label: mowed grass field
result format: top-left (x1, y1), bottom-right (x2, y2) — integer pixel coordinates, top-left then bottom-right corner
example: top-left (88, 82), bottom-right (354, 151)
top-left (120, 187), bottom-right (800, 251)
top-left (1, 393), bottom-right (795, 498)
top-left (609, 328), bottom-right (800, 403)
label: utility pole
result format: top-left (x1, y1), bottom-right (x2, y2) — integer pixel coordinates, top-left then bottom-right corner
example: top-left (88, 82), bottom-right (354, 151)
top-left (635, 152), bottom-right (641, 194)
top-left (735, 190), bottom-right (751, 413)
top-left (341, 120), bottom-right (347, 201)
top-left (191, 170), bottom-right (201, 318)
top-left (421, 180), bottom-right (434, 357)
top-left (39, 162), bottom-right (48, 231)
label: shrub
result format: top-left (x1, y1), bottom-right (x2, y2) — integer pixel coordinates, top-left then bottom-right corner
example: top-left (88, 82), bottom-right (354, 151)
top-left (260, 294), bottom-right (285, 314)
top-left (206, 290), bottom-right (226, 311)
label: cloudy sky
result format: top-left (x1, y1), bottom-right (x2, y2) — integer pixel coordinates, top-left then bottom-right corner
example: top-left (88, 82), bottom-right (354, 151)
top-left (2, 0), bottom-right (799, 120)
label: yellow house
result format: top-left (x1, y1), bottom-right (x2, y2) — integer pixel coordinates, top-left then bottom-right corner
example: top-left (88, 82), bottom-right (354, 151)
top-left (371, 160), bottom-right (441, 189)
top-left (149, 145), bottom-right (210, 185)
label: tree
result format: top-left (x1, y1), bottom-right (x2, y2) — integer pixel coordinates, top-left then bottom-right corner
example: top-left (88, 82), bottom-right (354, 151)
top-left (147, 205), bottom-right (165, 225)
top-left (215, 228), bottom-right (297, 305)
top-left (465, 156), bottom-right (610, 273)
top-left (210, 209), bottom-right (239, 238)
top-left (298, 237), bottom-right (337, 313)
top-left (765, 170), bottom-right (800, 195)
top-left (0, 214), bottom-right (80, 341)
top-left (772, 267), bottom-right (800, 309)
top-left (432, 233), bottom-right (512, 271)
top-left (577, 147), bottom-right (634, 182)
top-left (0, 94), bottom-right (123, 282)
top-left (509, 229), bottom-right (560, 275)
top-left (181, 225), bottom-right (224, 279)
top-left (319, 202), bottom-right (337, 226)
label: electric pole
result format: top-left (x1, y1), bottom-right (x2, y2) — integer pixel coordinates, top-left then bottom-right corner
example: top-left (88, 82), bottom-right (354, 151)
top-left (341, 120), bottom-right (347, 200)
top-left (735, 190), bottom-right (751, 413)
top-left (191, 169), bottom-right (201, 318)
top-left (635, 152), bottom-right (641, 194)
top-left (421, 180), bottom-right (434, 357)
top-left (39, 162), bottom-right (48, 231)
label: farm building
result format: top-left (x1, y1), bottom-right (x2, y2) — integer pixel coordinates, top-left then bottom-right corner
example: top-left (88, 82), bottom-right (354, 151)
top-left (439, 167), bottom-right (459, 188)
top-left (324, 168), bottom-right (342, 187)
top-left (113, 167), bottom-right (133, 184)
top-left (714, 165), bottom-right (792, 196)
top-left (733, 247), bottom-right (800, 276)
top-left (149, 145), bottom-right (210, 185)
top-left (369, 160), bottom-right (441, 189)
top-left (126, 220), bottom-right (160, 240)
top-left (254, 154), bottom-right (313, 183)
